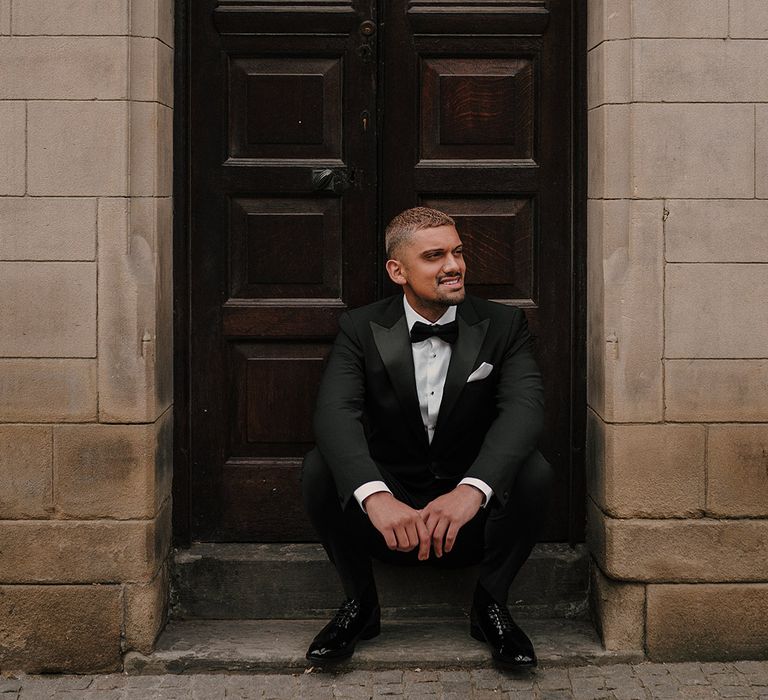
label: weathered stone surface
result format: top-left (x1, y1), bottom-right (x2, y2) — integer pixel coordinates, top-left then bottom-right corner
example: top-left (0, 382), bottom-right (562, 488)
top-left (0, 261), bottom-right (96, 357)
top-left (590, 564), bottom-right (645, 651)
top-left (12, 0), bottom-right (128, 34)
top-left (647, 584), bottom-right (768, 661)
top-left (665, 360), bottom-right (768, 422)
top-left (53, 413), bottom-right (171, 519)
top-left (632, 0), bottom-right (727, 38)
top-left (129, 102), bottom-right (173, 196)
top-left (0, 101), bottom-right (25, 195)
top-left (0, 37), bottom-right (127, 99)
top-left (589, 502), bottom-right (768, 582)
top-left (757, 105), bottom-right (768, 199)
top-left (632, 104), bottom-right (754, 198)
top-left (587, 0), bottom-right (630, 49)
top-left (587, 412), bottom-right (705, 517)
top-left (28, 101), bottom-right (128, 196)
top-left (0, 358), bottom-right (97, 422)
top-left (98, 198), bottom-right (168, 423)
top-left (707, 424), bottom-right (768, 517)
top-left (588, 104), bottom-right (631, 198)
top-left (730, 0), bottom-right (768, 38)
top-left (0, 584), bottom-right (121, 672)
top-left (586, 199), bottom-right (664, 423)
top-left (0, 503), bottom-right (170, 583)
top-left (130, 37), bottom-right (173, 107)
top-left (0, 197), bottom-right (96, 261)
top-left (154, 197), bottom-right (174, 413)
top-left (125, 558), bottom-right (169, 654)
top-left (0, 0), bottom-right (9, 34)
top-left (666, 264), bottom-right (768, 358)
top-left (634, 39), bottom-right (768, 102)
top-left (132, 0), bottom-right (174, 47)
top-left (0, 425), bottom-right (52, 518)
top-left (665, 200), bottom-right (768, 263)
top-left (587, 40), bottom-right (630, 109)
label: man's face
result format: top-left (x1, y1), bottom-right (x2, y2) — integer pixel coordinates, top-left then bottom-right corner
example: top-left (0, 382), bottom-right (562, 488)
top-left (386, 224), bottom-right (467, 318)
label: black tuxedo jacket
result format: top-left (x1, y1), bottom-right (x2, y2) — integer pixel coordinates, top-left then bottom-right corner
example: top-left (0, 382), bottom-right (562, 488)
top-left (313, 293), bottom-right (545, 509)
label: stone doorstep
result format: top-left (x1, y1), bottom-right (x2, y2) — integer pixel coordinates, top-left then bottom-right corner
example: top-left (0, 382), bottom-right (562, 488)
top-left (171, 542), bottom-right (589, 620)
top-left (124, 618), bottom-right (643, 675)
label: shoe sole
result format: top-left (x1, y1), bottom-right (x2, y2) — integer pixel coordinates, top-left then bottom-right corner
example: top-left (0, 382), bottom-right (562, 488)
top-left (470, 623), bottom-right (537, 669)
top-left (305, 619), bottom-right (381, 665)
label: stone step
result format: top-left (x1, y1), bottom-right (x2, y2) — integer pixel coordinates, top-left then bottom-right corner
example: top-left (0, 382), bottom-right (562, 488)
top-left (171, 543), bottom-right (589, 620)
top-left (124, 618), bottom-right (642, 674)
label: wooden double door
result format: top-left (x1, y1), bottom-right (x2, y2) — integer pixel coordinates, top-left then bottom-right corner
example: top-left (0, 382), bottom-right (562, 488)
top-left (186, 0), bottom-right (580, 543)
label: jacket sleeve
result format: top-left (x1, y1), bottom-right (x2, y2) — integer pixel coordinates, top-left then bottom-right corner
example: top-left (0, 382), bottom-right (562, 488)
top-left (313, 312), bottom-right (384, 509)
top-left (463, 309), bottom-right (545, 505)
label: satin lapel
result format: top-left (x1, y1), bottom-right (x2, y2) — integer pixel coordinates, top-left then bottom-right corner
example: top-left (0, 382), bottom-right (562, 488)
top-left (370, 315), bottom-right (428, 448)
top-left (433, 312), bottom-right (489, 443)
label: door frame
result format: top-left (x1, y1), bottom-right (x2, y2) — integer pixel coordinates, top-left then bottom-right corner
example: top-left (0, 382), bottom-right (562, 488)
top-left (171, 0), bottom-right (589, 547)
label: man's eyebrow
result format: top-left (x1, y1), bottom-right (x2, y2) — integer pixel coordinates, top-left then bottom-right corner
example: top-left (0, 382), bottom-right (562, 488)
top-left (420, 248), bottom-right (444, 255)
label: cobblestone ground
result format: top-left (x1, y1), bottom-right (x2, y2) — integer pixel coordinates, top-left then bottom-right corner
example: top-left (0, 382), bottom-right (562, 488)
top-left (2, 661), bottom-right (768, 699)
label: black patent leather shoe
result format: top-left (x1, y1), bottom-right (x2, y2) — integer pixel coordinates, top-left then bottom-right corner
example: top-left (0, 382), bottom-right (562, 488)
top-left (470, 585), bottom-right (537, 668)
top-left (306, 598), bottom-right (381, 664)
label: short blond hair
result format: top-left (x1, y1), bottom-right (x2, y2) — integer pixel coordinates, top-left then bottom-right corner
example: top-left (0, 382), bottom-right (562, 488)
top-left (385, 207), bottom-right (455, 259)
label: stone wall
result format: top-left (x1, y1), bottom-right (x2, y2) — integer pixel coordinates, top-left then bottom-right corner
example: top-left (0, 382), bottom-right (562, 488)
top-left (0, 0), bottom-right (174, 672)
top-left (587, 0), bottom-right (768, 660)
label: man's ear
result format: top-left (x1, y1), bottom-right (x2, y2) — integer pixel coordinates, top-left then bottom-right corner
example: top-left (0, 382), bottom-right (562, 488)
top-left (385, 258), bottom-right (407, 287)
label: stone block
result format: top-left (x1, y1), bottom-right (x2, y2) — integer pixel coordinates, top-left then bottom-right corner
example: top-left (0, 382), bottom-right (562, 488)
top-left (588, 412), bottom-right (705, 517)
top-left (124, 558), bottom-right (169, 653)
top-left (647, 584), bottom-right (768, 661)
top-left (589, 501), bottom-right (768, 582)
top-left (587, 0), bottom-right (630, 49)
top-left (0, 197), bottom-right (96, 261)
top-left (707, 424), bottom-right (768, 517)
top-left (0, 102), bottom-right (25, 195)
top-left (13, 0), bottom-right (128, 35)
top-left (0, 584), bottom-right (121, 672)
top-left (130, 37), bottom-right (173, 107)
top-left (0, 1), bottom-right (9, 34)
top-left (730, 0), bottom-right (768, 38)
top-left (132, 0), bottom-right (174, 47)
top-left (587, 40), bottom-right (630, 109)
top-left (0, 261), bottom-right (96, 357)
top-left (590, 563), bottom-right (645, 651)
top-left (98, 198), bottom-right (167, 422)
top-left (633, 39), bottom-right (768, 102)
top-left (665, 360), bottom-right (768, 422)
top-left (588, 104), bottom-right (631, 198)
top-left (129, 102), bottom-right (173, 196)
top-left (757, 106), bottom-right (768, 199)
top-left (666, 264), bottom-right (768, 359)
top-left (53, 413), bottom-right (171, 519)
top-left (0, 425), bottom-right (52, 518)
top-left (154, 197), bottom-right (174, 413)
top-left (632, 0), bottom-right (727, 38)
top-left (0, 37), bottom-right (127, 99)
top-left (0, 502), bottom-right (171, 584)
top-left (0, 358), bottom-right (97, 422)
top-left (632, 104), bottom-right (754, 198)
top-left (28, 101), bottom-right (128, 196)
top-left (586, 199), bottom-right (664, 423)
top-left (666, 200), bottom-right (768, 263)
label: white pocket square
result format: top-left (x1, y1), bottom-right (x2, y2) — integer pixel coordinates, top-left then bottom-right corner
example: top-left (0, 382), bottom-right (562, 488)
top-left (467, 362), bottom-right (493, 383)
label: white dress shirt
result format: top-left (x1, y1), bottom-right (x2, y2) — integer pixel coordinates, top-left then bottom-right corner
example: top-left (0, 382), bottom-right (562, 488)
top-left (353, 296), bottom-right (494, 511)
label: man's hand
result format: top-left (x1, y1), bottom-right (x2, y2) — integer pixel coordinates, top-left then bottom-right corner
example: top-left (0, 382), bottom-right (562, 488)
top-left (364, 492), bottom-right (432, 560)
top-left (420, 484), bottom-right (484, 557)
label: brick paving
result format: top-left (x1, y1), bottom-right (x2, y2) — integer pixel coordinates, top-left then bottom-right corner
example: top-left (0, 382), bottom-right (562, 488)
top-left (2, 661), bottom-right (768, 699)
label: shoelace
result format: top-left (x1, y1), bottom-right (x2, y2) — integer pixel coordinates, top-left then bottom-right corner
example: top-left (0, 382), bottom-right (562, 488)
top-left (332, 599), bottom-right (361, 630)
top-left (486, 602), bottom-right (516, 635)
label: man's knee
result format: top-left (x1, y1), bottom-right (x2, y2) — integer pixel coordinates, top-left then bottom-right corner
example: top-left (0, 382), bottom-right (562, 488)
top-left (301, 448), bottom-right (337, 514)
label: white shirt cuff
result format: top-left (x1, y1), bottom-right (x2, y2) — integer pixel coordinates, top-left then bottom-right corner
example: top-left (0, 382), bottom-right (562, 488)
top-left (353, 480), bottom-right (392, 512)
top-left (459, 477), bottom-right (494, 507)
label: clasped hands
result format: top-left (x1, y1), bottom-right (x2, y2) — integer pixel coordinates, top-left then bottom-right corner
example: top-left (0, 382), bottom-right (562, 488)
top-left (363, 485), bottom-right (484, 561)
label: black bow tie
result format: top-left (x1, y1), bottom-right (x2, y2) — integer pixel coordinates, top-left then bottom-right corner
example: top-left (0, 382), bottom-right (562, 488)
top-left (410, 320), bottom-right (459, 344)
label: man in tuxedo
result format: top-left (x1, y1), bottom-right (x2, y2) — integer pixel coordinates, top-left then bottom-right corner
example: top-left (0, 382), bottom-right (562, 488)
top-left (302, 207), bottom-right (553, 667)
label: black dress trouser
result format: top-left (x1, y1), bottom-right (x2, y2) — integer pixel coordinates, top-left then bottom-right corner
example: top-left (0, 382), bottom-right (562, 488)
top-left (301, 448), bottom-right (554, 605)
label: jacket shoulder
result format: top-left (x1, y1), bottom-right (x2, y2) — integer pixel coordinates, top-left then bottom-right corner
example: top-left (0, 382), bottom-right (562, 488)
top-left (464, 295), bottom-right (524, 322)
